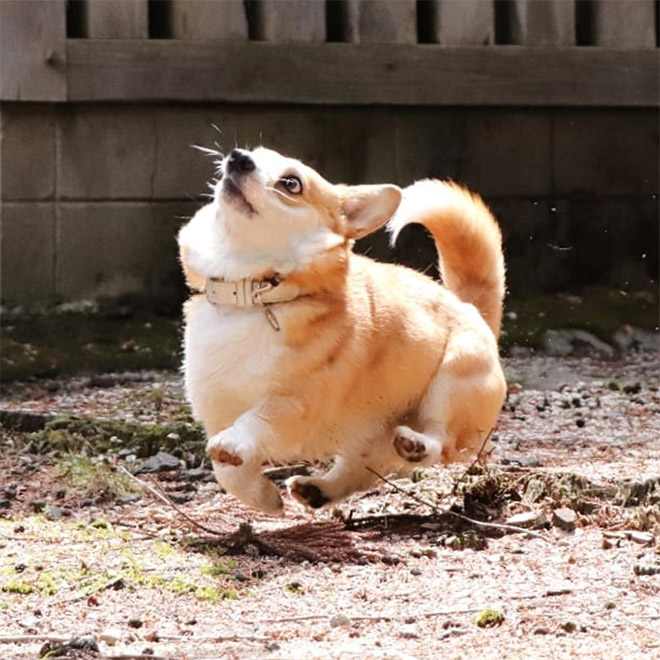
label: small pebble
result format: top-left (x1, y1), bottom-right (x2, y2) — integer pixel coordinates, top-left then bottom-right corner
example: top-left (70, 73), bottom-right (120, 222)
top-left (629, 531), bottom-right (655, 546)
top-left (330, 613), bottom-right (351, 628)
top-left (506, 511), bottom-right (547, 529)
top-left (99, 629), bottom-right (122, 646)
top-left (399, 623), bottom-right (418, 639)
top-left (552, 507), bottom-right (577, 532)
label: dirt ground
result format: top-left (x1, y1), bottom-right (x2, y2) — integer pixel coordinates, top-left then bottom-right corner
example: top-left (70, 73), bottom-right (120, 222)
top-left (1, 351), bottom-right (659, 660)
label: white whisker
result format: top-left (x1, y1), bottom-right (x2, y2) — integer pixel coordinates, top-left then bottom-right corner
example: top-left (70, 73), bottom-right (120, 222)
top-left (192, 144), bottom-right (224, 159)
top-left (264, 186), bottom-right (295, 203)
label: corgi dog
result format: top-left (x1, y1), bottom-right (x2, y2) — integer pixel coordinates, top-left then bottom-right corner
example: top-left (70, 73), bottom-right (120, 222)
top-left (178, 147), bottom-right (506, 514)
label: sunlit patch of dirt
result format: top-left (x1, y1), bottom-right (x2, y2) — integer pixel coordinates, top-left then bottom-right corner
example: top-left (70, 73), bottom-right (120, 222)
top-left (1, 352), bottom-right (659, 659)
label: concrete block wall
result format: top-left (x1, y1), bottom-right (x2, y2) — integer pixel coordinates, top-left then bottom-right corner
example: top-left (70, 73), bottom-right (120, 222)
top-left (1, 103), bottom-right (658, 308)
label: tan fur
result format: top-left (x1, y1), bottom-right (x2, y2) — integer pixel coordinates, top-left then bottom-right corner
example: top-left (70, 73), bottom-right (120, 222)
top-left (178, 147), bottom-right (506, 514)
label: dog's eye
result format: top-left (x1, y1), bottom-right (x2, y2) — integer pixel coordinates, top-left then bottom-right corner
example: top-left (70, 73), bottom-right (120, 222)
top-left (280, 176), bottom-right (303, 195)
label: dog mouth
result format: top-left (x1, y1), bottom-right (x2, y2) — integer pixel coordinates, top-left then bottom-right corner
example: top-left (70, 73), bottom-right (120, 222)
top-left (221, 174), bottom-right (256, 216)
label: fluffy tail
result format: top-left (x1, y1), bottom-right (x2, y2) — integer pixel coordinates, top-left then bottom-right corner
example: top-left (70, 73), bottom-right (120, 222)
top-left (388, 180), bottom-right (505, 339)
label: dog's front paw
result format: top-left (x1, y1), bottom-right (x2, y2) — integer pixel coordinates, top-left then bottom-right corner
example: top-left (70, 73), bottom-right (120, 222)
top-left (206, 428), bottom-right (245, 466)
top-left (287, 476), bottom-right (331, 510)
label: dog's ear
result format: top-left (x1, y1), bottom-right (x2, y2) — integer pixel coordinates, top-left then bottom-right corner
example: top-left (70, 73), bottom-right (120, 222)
top-left (341, 184), bottom-right (402, 240)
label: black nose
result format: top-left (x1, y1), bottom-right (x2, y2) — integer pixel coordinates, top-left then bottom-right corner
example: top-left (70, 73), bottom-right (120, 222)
top-left (226, 149), bottom-right (255, 174)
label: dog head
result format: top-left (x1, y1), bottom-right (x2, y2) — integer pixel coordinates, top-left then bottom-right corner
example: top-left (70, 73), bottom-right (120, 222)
top-left (179, 147), bottom-right (402, 285)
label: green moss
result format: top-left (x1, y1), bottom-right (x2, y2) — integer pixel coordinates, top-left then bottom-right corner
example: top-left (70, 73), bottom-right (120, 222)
top-left (54, 456), bottom-right (139, 501)
top-left (284, 581), bottom-right (304, 595)
top-left (1, 313), bottom-right (182, 382)
top-left (502, 286), bottom-right (658, 351)
top-left (21, 415), bottom-right (204, 459)
top-left (35, 572), bottom-right (59, 596)
top-left (2, 580), bottom-right (33, 595)
top-left (475, 608), bottom-right (505, 628)
top-left (200, 559), bottom-right (239, 578)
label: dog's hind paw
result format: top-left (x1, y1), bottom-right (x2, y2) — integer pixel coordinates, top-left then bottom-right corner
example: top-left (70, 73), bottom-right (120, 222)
top-left (393, 426), bottom-right (429, 463)
top-left (287, 477), bottom-right (331, 509)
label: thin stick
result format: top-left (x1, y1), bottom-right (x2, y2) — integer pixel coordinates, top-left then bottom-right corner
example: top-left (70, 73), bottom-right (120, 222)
top-left (0, 635), bottom-right (70, 644)
top-left (109, 655), bottom-right (176, 660)
top-left (366, 466), bottom-right (549, 543)
top-left (117, 466), bottom-right (225, 537)
top-left (251, 606), bottom-right (486, 626)
top-left (156, 634), bottom-right (269, 644)
top-left (451, 427), bottom-right (495, 495)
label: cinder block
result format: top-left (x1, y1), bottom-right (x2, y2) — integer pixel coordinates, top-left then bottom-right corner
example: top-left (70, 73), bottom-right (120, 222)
top-left (564, 194), bottom-right (659, 288)
top-left (554, 111), bottom-right (659, 196)
top-left (460, 111), bottom-right (553, 197)
top-left (1, 105), bottom-right (56, 200)
top-left (395, 109), bottom-right (552, 196)
top-left (0, 202), bottom-right (56, 304)
top-left (56, 202), bottom-right (195, 301)
top-left (185, 106), bottom-right (398, 185)
top-left (392, 109), bottom-right (468, 185)
top-left (489, 198), bottom-right (572, 294)
top-left (58, 107), bottom-right (157, 200)
top-left (152, 108), bottom-right (224, 200)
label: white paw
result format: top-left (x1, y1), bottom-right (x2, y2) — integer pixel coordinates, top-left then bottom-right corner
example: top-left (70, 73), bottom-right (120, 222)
top-left (206, 427), bottom-right (246, 466)
top-left (212, 462), bottom-right (284, 515)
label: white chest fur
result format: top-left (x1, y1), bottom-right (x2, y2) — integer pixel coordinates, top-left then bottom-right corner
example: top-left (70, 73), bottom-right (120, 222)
top-left (183, 296), bottom-right (284, 435)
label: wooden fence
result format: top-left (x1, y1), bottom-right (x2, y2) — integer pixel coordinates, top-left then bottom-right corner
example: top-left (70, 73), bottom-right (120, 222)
top-left (1, 0), bottom-right (658, 106)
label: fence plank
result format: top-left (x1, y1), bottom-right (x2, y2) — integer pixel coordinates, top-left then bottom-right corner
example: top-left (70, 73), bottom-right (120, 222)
top-left (344, 0), bottom-right (416, 44)
top-left (591, 0), bottom-right (656, 48)
top-left (170, 0), bottom-right (248, 40)
top-left (0, 0), bottom-right (66, 101)
top-left (66, 41), bottom-right (660, 107)
top-left (254, 0), bottom-right (325, 41)
top-left (428, 0), bottom-right (494, 45)
top-left (86, 0), bottom-right (148, 39)
top-left (510, 0), bottom-right (575, 46)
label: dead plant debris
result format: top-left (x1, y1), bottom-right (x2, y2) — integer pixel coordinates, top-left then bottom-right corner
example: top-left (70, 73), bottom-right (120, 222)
top-left (1, 352), bottom-right (659, 659)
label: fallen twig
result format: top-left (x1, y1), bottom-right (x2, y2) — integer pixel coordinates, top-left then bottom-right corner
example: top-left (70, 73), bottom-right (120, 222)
top-left (0, 635), bottom-right (70, 644)
top-left (156, 634), bottom-right (268, 644)
top-left (366, 466), bottom-right (549, 543)
top-left (117, 466), bottom-right (226, 536)
top-left (451, 427), bottom-right (495, 495)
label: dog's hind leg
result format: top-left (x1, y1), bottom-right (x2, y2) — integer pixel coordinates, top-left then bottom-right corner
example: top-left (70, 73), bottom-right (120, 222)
top-left (394, 345), bottom-right (506, 466)
top-left (287, 455), bottom-right (383, 510)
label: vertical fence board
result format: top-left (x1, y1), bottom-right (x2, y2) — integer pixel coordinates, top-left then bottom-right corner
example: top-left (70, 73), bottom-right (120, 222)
top-left (510, 0), bottom-right (575, 46)
top-left (86, 0), bottom-right (148, 38)
top-left (344, 0), bottom-right (416, 43)
top-left (430, 0), bottom-right (494, 45)
top-left (0, 0), bottom-right (66, 101)
top-left (255, 0), bottom-right (325, 42)
top-left (591, 0), bottom-right (656, 48)
top-left (170, 0), bottom-right (248, 40)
